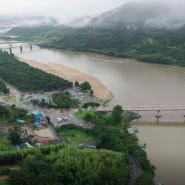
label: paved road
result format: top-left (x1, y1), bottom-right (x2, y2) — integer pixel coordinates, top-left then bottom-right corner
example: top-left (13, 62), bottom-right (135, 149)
top-left (130, 154), bottom-right (140, 185)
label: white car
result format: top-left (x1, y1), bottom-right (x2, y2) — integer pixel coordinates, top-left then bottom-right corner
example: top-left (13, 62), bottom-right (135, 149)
top-left (63, 117), bottom-right (68, 121)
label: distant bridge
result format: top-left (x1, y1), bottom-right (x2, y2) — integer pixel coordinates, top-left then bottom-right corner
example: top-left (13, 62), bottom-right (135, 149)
top-left (97, 105), bottom-right (185, 118)
top-left (0, 39), bottom-right (50, 52)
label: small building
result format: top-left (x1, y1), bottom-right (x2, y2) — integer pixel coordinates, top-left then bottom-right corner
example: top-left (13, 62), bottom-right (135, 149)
top-left (20, 134), bottom-right (28, 139)
top-left (29, 135), bottom-right (36, 142)
top-left (33, 122), bottom-right (42, 127)
top-left (20, 143), bottom-right (28, 149)
top-left (38, 97), bottom-right (51, 104)
top-left (39, 141), bottom-right (50, 146)
top-left (85, 144), bottom-right (96, 148)
top-left (17, 119), bottom-right (25, 124)
top-left (35, 143), bottom-right (42, 147)
top-left (20, 128), bottom-right (26, 135)
top-left (0, 131), bottom-right (8, 138)
top-left (15, 145), bottom-right (21, 149)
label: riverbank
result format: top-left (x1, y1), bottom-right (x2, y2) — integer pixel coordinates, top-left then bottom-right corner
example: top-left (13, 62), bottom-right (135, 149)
top-left (18, 57), bottom-right (114, 101)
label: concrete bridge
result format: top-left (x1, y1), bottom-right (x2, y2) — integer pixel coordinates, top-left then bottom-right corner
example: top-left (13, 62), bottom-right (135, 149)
top-left (97, 105), bottom-right (185, 118)
top-left (0, 39), bottom-right (49, 52)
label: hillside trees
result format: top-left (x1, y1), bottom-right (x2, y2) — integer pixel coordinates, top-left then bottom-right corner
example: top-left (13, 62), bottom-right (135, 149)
top-left (0, 80), bottom-right (9, 93)
top-left (4, 144), bottom-right (131, 185)
top-left (0, 51), bottom-right (73, 92)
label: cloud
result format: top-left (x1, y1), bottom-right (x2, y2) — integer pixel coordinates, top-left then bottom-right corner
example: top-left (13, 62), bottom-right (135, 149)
top-left (0, 0), bottom-right (130, 26)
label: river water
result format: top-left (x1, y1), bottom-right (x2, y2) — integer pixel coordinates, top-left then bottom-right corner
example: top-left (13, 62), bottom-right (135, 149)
top-left (2, 44), bottom-right (185, 184)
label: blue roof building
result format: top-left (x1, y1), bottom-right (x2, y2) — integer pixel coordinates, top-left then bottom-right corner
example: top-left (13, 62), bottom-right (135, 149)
top-left (35, 143), bottom-right (43, 147)
top-left (15, 145), bottom-right (21, 149)
top-left (33, 122), bottom-right (42, 127)
top-left (38, 96), bottom-right (51, 104)
top-left (17, 119), bottom-right (25, 124)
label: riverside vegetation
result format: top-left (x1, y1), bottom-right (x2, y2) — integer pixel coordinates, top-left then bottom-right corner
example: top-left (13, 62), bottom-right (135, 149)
top-left (0, 103), bottom-right (154, 184)
top-left (8, 24), bottom-right (185, 67)
top-left (0, 50), bottom-right (73, 92)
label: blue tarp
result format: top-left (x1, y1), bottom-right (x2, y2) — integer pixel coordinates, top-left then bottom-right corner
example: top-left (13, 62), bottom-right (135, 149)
top-left (35, 143), bottom-right (42, 147)
top-left (17, 119), bottom-right (25, 123)
top-left (33, 122), bottom-right (41, 127)
top-left (90, 144), bottom-right (96, 147)
top-left (40, 119), bottom-right (45, 121)
top-left (15, 145), bottom-right (20, 149)
top-left (35, 113), bottom-right (42, 119)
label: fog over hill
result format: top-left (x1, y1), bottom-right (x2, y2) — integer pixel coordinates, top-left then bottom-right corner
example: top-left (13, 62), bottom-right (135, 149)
top-left (87, 0), bottom-right (185, 29)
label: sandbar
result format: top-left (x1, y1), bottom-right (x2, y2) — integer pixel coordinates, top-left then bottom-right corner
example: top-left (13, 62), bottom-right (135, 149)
top-left (18, 57), bottom-right (114, 101)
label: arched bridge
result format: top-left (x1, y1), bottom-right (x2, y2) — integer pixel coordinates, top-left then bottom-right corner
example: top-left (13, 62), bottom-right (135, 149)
top-left (97, 105), bottom-right (185, 118)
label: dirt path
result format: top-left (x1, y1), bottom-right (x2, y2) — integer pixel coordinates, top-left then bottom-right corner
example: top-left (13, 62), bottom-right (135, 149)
top-left (120, 126), bottom-right (125, 133)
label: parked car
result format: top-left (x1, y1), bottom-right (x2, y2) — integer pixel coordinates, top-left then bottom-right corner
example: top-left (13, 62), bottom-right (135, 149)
top-left (63, 117), bottom-right (68, 121)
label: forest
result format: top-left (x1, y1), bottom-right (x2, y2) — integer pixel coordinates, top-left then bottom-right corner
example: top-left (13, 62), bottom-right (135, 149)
top-left (52, 92), bottom-right (80, 108)
top-left (0, 50), bottom-right (73, 92)
top-left (0, 104), bottom-right (28, 123)
top-left (0, 142), bottom-right (131, 185)
top-left (8, 24), bottom-right (185, 67)
top-left (0, 80), bottom-right (9, 94)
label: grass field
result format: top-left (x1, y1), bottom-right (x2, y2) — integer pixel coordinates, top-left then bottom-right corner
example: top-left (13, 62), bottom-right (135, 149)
top-left (74, 111), bottom-right (95, 120)
top-left (56, 128), bottom-right (95, 145)
top-left (19, 95), bottom-right (24, 102)
top-left (1, 95), bottom-right (16, 100)
top-left (0, 117), bottom-right (8, 123)
top-left (59, 110), bottom-right (65, 113)
top-left (23, 102), bottom-right (29, 105)
top-left (0, 180), bottom-right (7, 185)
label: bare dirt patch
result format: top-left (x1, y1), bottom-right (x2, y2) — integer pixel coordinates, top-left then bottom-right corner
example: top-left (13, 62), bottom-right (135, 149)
top-left (0, 175), bottom-right (9, 180)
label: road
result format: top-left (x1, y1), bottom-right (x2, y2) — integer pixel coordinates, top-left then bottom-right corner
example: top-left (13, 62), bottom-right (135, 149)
top-left (130, 154), bottom-right (140, 185)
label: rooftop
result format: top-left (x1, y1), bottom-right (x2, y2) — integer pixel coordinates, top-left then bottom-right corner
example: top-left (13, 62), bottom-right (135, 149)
top-left (39, 97), bottom-right (49, 99)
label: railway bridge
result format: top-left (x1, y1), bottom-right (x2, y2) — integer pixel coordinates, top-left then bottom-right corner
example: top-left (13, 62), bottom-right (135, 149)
top-left (0, 39), bottom-right (49, 52)
top-left (96, 105), bottom-right (185, 118)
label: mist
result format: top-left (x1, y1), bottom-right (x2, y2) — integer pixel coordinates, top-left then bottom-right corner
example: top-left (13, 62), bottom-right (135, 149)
top-left (0, 0), bottom-right (130, 27)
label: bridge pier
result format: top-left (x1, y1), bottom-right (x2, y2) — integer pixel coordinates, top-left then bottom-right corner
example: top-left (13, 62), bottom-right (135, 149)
top-left (30, 45), bottom-right (32, 50)
top-left (20, 46), bottom-right (22, 52)
top-left (9, 48), bottom-right (12, 53)
top-left (155, 110), bottom-right (161, 118)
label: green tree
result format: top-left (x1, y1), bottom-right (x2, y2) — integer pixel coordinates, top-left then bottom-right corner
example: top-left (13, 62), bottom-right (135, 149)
top-left (9, 131), bottom-right (20, 145)
top-left (80, 81), bottom-right (91, 91)
top-left (112, 105), bottom-right (123, 124)
top-left (75, 81), bottom-right (80, 86)
top-left (83, 113), bottom-right (93, 122)
top-left (134, 174), bottom-right (154, 185)
top-left (90, 90), bottom-right (94, 95)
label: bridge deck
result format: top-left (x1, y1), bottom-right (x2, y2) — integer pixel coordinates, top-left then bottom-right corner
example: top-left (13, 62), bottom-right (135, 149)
top-left (97, 106), bottom-right (185, 111)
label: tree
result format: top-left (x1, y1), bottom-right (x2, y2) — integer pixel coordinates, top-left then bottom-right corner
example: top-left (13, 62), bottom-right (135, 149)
top-left (112, 105), bottom-right (123, 124)
top-left (90, 90), bottom-right (94, 95)
top-left (80, 81), bottom-right (91, 91)
top-left (75, 81), bottom-right (80, 86)
top-left (134, 174), bottom-right (154, 185)
top-left (83, 113), bottom-right (92, 122)
top-left (9, 131), bottom-right (20, 145)
top-left (78, 108), bottom-right (82, 113)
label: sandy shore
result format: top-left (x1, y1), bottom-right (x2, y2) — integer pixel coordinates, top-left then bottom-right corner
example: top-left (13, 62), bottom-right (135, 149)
top-left (18, 57), bottom-right (114, 101)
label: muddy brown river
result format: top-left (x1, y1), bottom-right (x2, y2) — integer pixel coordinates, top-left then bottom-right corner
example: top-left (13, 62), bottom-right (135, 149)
top-left (2, 44), bottom-right (185, 184)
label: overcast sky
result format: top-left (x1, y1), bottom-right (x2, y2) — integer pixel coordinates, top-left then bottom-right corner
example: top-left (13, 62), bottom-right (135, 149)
top-left (0, 0), bottom-right (134, 24)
